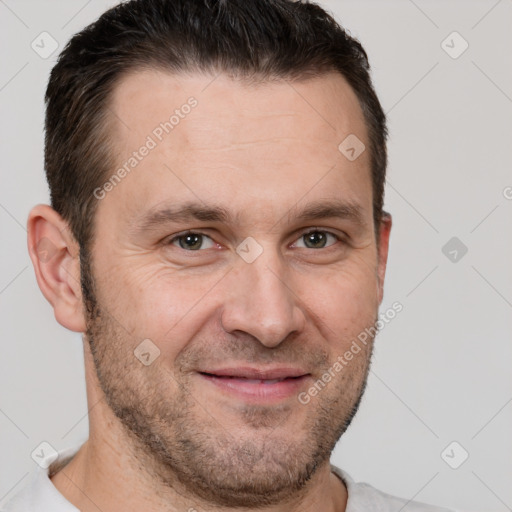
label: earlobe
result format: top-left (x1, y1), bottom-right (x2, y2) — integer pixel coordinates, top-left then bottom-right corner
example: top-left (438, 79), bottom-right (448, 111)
top-left (27, 204), bottom-right (86, 332)
top-left (376, 212), bottom-right (392, 305)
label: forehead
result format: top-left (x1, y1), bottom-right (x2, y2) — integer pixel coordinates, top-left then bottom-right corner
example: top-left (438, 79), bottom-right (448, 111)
top-left (111, 68), bottom-right (366, 149)
top-left (101, 68), bottom-right (372, 230)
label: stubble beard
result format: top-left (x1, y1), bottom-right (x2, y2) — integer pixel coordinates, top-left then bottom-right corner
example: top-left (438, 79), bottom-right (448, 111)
top-left (80, 249), bottom-right (375, 508)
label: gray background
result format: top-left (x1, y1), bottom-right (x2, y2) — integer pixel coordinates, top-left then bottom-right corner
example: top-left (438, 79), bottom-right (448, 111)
top-left (1, 1), bottom-right (511, 511)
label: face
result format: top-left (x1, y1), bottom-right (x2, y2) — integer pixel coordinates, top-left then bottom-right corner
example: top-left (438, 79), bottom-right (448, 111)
top-left (82, 69), bottom-right (390, 507)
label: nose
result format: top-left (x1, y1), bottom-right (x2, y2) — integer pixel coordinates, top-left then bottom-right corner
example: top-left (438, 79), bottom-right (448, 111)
top-left (220, 247), bottom-right (306, 348)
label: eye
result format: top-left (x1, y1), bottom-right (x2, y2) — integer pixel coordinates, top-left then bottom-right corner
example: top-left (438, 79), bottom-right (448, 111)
top-left (293, 229), bottom-right (340, 249)
top-left (169, 231), bottom-right (216, 251)
top-left (166, 229), bottom-right (343, 253)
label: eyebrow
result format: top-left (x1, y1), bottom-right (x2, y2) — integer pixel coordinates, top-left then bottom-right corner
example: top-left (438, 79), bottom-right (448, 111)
top-left (130, 199), bottom-right (368, 236)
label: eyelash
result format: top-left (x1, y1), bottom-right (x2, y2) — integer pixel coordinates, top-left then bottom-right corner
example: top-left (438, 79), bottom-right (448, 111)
top-left (167, 228), bottom-right (344, 251)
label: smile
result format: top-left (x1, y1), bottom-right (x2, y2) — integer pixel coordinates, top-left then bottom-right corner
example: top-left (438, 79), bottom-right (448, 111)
top-left (198, 367), bottom-right (311, 403)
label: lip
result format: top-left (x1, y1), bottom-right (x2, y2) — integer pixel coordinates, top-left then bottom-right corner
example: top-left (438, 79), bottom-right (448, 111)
top-left (201, 366), bottom-right (308, 380)
top-left (197, 366), bottom-right (311, 403)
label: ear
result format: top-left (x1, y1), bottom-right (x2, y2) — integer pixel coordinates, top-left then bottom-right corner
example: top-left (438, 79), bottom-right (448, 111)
top-left (27, 204), bottom-right (86, 332)
top-left (376, 212), bottom-right (392, 305)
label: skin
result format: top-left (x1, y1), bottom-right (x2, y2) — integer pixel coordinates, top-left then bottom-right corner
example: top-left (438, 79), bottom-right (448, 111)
top-left (27, 69), bottom-right (392, 512)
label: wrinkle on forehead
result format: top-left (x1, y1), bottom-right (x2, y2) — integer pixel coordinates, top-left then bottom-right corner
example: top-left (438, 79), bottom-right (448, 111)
top-left (99, 68), bottom-right (372, 236)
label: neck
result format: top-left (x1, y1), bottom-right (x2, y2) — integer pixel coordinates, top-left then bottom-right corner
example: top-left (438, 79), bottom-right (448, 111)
top-left (51, 430), bottom-right (347, 512)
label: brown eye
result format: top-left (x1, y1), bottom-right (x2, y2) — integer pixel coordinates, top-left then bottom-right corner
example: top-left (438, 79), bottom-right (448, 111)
top-left (169, 232), bottom-right (215, 251)
top-left (294, 230), bottom-right (339, 249)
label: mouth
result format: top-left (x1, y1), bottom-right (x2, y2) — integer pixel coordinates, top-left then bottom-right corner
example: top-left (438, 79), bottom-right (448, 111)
top-left (197, 367), bottom-right (311, 402)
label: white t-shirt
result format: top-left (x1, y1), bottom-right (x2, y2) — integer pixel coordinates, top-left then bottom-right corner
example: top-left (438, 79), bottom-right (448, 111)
top-left (1, 445), bottom-right (454, 512)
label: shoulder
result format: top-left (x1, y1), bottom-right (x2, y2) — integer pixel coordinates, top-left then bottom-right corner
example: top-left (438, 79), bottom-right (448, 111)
top-left (330, 464), bottom-right (455, 512)
top-left (1, 446), bottom-right (81, 512)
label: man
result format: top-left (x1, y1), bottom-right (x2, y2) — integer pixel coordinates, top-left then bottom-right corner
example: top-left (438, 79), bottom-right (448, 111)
top-left (4, 0), bottom-right (452, 510)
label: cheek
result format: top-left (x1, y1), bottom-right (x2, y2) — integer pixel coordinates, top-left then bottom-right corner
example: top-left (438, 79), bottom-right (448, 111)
top-left (103, 264), bottom-right (222, 353)
top-left (297, 260), bottom-right (378, 342)
top-left (96, 244), bottom-right (378, 359)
